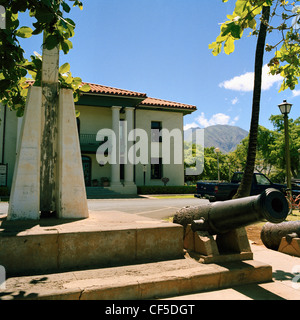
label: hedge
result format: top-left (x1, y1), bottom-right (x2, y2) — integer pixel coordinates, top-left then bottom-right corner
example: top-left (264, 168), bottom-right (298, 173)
top-left (137, 185), bottom-right (196, 194)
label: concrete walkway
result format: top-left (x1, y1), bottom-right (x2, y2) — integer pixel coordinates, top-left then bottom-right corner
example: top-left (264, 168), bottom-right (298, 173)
top-left (166, 243), bottom-right (300, 300)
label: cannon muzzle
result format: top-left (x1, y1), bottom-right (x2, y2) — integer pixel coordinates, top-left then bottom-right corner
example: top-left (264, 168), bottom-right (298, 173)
top-left (173, 188), bottom-right (288, 235)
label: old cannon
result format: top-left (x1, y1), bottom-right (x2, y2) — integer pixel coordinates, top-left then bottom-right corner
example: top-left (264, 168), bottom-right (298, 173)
top-left (261, 221), bottom-right (300, 251)
top-left (174, 188), bottom-right (289, 234)
top-left (173, 188), bottom-right (289, 263)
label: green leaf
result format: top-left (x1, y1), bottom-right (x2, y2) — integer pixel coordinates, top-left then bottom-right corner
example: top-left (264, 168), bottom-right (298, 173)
top-left (65, 73), bottom-right (73, 84)
top-left (35, 7), bottom-right (54, 24)
top-left (221, 22), bottom-right (241, 39)
top-left (65, 18), bottom-right (76, 28)
top-left (44, 34), bottom-right (59, 50)
top-left (59, 62), bottom-right (70, 74)
top-left (16, 26), bottom-right (33, 38)
top-left (62, 2), bottom-right (71, 13)
top-left (79, 84), bottom-right (91, 92)
top-left (0, 79), bottom-right (11, 90)
top-left (61, 39), bottom-right (73, 54)
top-left (234, 0), bottom-right (248, 16)
top-left (16, 107), bottom-right (24, 117)
top-left (224, 36), bottom-right (235, 55)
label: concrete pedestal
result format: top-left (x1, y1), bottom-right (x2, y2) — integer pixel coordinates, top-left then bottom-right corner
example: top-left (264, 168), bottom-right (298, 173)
top-left (7, 87), bottom-right (88, 220)
top-left (279, 237), bottom-right (300, 257)
top-left (7, 87), bottom-right (42, 220)
top-left (183, 225), bottom-right (253, 264)
top-left (56, 89), bottom-right (88, 218)
top-left (0, 211), bottom-right (183, 276)
top-left (0, 211), bottom-right (273, 300)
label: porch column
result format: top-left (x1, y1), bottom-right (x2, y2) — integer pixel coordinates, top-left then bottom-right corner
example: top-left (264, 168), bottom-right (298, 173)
top-left (124, 107), bottom-right (135, 186)
top-left (111, 106), bottom-right (122, 186)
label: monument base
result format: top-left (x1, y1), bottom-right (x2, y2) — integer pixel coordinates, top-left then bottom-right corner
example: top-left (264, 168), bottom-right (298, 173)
top-left (7, 87), bottom-right (89, 220)
top-left (0, 212), bottom-right (273, 300)
top-left (183, 225), bottom-right (253, 264)
top-left (279, 237), bottom-right (300, 257)
top-left (0, 211), bottom-right (183, 276)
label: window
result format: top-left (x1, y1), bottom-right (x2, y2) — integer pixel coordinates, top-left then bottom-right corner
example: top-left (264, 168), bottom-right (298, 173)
top-left (151, 121), bottom-right (162, 142)
top-left (151, 158), bottom-right (163, 179)
top-left (255, 174), bottom-right (271, 185)
top-left (76, 117), bottom-right (80, 135)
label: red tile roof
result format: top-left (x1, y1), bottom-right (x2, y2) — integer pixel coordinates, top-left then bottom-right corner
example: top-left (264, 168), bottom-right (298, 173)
top-left (83, 82), bottom-right (147, 98)
top-left (141, 97), bottom-right (196, 110)
top-left (26, 80), bottom-right (197, 111)
top-left (84, 82), bottom-right (196, 111)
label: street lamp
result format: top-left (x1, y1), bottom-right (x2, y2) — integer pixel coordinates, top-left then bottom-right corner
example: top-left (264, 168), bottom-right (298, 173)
top-left (278, 100), bottom-right (293, 195)
top-left (215, 147), bottom-right (220, 182)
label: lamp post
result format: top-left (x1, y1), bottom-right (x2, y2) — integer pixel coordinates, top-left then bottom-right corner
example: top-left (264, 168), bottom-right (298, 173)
top-left (215, 147), bottom-right (220, 182)
top-left (278, 100), bottom-right (293, 196)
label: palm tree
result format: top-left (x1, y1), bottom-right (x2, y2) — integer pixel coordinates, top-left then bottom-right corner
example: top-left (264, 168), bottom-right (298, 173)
top-left (233, 6), bottom-right (271, 199)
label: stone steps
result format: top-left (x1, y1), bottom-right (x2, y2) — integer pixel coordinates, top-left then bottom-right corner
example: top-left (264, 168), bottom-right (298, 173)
top-left (1, 257), bottom-right (272, 300)
top-left (0, 211), bottom-right (183, 277)
top-left (0, 211), bottom-right (273, 300)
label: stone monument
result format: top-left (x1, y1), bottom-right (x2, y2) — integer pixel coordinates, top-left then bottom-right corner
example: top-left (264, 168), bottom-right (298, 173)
top-left (7, 38), bottom-right (88, 220)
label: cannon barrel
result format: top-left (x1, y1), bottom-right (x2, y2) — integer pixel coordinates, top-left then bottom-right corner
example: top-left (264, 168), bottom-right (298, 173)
top-left (173, 188), bottom-right (289, 235)
top-left (261, 221), bottom-right (300, 250)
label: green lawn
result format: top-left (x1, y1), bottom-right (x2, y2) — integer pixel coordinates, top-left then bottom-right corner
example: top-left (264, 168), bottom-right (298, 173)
top-left (152, 195), bottom-right (195, 199)
top-left (287, 210), bottom-right (300, 221)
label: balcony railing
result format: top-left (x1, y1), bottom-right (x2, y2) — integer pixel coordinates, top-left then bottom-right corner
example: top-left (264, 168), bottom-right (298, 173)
top-left (80, 133), bottom-right (111, 154)
top-left (80, 133), bottom-right (97, 146)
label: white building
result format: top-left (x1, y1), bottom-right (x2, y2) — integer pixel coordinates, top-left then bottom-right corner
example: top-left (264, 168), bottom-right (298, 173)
top-left (0, 82), bottom-right (196, 196)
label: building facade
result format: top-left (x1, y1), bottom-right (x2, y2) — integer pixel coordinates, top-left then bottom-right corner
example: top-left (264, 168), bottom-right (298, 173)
top-left (0, 82), bottom-right (196, 195)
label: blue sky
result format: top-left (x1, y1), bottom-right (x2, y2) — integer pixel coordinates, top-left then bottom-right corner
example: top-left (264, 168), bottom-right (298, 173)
top-left (18, 0), bottom-right (299, 132)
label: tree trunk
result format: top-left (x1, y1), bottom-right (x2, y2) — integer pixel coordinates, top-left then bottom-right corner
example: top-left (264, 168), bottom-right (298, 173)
top-left (233, 6), bottom-right (270, 199)
top-left (40, 36), bottom-right (60, 215)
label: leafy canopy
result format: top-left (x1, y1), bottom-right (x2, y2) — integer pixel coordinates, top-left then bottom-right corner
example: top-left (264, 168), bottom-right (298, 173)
top-left (0, 0), bottom-right (89, 117)
top-left (209, 0), bottom-right (300, 93)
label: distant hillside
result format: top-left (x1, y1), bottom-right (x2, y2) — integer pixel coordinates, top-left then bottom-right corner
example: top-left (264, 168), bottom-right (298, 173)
top-left (184, 124), bottom-right (248, 153)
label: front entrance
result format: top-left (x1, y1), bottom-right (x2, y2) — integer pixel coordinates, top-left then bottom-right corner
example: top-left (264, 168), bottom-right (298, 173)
top-left (82, 156), bottom-right (91, 186)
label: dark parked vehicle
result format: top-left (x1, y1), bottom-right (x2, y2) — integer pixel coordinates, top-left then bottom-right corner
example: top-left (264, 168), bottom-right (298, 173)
top-left (195, 172), bottom-right (286, 201)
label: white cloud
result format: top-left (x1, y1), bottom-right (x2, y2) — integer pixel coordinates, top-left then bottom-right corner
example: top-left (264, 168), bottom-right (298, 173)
top-left (199, 113), bottom-right (230, 127)
top-left (184, 112), bottom-right (238, 129)
top-left (196, 112), bottom-right (210, 127)
top-left (219, 64), bottom-right (282, 92)
top-left (292, 89), bottom-right (300, 97)
top-left (183, 122), bottom-right (199, 131)
top-left (231, 97), bottom-right (239, 105)
top-left (231, 116), bottom-right (239, 125)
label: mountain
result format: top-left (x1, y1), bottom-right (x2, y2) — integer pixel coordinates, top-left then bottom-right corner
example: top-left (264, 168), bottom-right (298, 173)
top-left (184, 124), bottom-right (248, 153)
